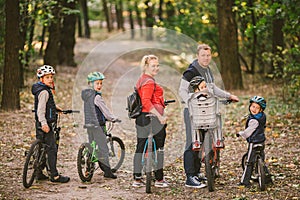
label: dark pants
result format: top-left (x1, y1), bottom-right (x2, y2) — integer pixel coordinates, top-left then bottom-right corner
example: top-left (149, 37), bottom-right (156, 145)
top-left (87, 126), bottom-right (111, 171)
top-left (241, 142), bottom-right (267, 185)
top-left (183, 108), bottom-right (201, 176)
top-left (35, 121), bottom-right (59, 177)
top-left (133, 113), bottom-right (166, 181)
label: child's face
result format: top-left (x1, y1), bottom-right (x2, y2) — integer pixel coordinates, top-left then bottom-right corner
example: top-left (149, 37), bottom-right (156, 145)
top-left (249, 102), bottom-right (262, 115)
top-left (93, 80), bottom-right (103, 92)
top-left (198, 81), bottom-right (207, 91)
top-left (40, 74), bottom-right (54, 88)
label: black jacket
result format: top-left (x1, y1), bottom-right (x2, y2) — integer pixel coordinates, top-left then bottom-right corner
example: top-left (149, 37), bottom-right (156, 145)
top-left (246, 113), bottom-right (266, 143)
top-left (32, 82), bottom-right (57, 124)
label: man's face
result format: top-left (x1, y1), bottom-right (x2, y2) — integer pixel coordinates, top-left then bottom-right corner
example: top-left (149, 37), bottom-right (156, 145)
top-left (197, 49), bottom-right (212, 67)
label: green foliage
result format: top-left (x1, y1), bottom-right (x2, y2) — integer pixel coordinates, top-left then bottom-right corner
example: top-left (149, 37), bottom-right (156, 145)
top-left (156, 0), bottom-right (218, 50)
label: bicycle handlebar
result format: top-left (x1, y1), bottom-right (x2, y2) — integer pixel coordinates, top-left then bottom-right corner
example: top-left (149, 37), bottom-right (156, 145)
top-left (32, 109), bottom-right (80, 114)
top-left (59, 110), bottom-right (80, 114)
top-left (164, 99), bottom-right (176, 105)
top-left (219, 99), bottom-right (233, 105)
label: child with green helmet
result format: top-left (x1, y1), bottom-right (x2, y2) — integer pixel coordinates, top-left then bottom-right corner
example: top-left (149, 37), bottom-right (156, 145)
top-left (81, 71), bottom-right (120, 179)
top-left (237, 96), bottom-right (272, 187)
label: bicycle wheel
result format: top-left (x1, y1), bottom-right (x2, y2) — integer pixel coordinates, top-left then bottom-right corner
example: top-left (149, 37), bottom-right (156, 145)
top-left (257, 157), bottom-right (266, 191)
top-left (241, 153), bottom-right (247, 170)
top-left (22, 140), bottom-right (42, 188)
top-left (107, 136), bottom-right (125, 172)
top-left (77, 143), bottom-right (94, 182)
top-left (145, 138), bottom-right (153, 193)
top-left (204, 133), bottom-right (215, 192)
top-left (214, 149), bottom-right (221, 178)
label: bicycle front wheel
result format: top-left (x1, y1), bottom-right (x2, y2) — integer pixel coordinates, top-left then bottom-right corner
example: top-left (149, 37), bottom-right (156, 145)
top-left (257, 157), bottom-right (266, 191)
top-left (77, 143), bottom-right (94, 182)
top-left (204, 133), bottom-right (215, 192)
top-left (107, 136), bottom-right (125, 172)
top-left (22, 140), bottom-right (42, 188)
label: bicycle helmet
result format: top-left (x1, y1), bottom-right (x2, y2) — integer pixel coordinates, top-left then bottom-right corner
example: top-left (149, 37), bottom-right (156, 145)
top-left (189, 76), bottom-right (205, 89)
top-left (250, 96), bottom-right (266, 110)
top-left (37, 65), bottom-right (55, 78)
top-left (87, 71), bottom-right (105, 83)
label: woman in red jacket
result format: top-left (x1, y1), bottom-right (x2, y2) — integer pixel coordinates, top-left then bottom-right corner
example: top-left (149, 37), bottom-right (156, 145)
top-left (132, 55), bottom-right (169, 188)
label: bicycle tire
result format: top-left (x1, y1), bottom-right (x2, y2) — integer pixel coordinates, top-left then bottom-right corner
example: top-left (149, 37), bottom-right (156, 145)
top-left (214, 149), bottom-right (221, 178)
top-left (204, 133), bottom-right (215, 192)
top-left (22, 140), bottom-right (43, 188)
top-left (108, 136), bottom-right (125, 172)
top-left (146, 137), bottom-right (153, 193)
top-left (77, 143), bottom-right (94, 182)
top-left (241, 153), bottom-right (247, 170)
top-left (257, 157), bottom-right (266, 191)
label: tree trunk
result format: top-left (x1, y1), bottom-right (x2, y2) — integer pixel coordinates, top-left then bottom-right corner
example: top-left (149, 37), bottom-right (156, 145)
top-left (145, 0), bottom-right (154, 41)
top-left (102, 0), bottom-right (112, 32)
top-left (128, 5), bottom-right (135, 39)
top-left (59, 0), bottom-right (77, 67)
top-left (271, 0), bottom-right (284, 75)
top-left (80, 0), bottom-right (90, 38)
top-left (249, 0), bottom-right (256, 74)
top-left (44, 0), bottom-right (61, 66)
top-left (135, 0), bottom-right (143, 37)
top-left (39, 25), bottom-right (46, 56)
top-left (217, 0), bottom-right (243, 90)
top-left (1, 0), bottom-right (22, 110)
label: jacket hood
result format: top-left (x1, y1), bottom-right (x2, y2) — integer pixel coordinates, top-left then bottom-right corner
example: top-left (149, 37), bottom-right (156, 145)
top-left (32, 82), bottom-right (48, 95)
top-left (81, 88), bottom-right (96, 101)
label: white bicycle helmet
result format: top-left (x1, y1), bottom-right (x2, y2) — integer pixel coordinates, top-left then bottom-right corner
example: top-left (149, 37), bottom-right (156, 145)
top-left (37, 65), bottom-right (56, 78)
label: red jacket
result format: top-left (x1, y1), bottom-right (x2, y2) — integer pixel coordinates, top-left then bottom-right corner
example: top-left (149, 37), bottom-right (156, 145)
top-left (136, 74), bottom-right (165, 115)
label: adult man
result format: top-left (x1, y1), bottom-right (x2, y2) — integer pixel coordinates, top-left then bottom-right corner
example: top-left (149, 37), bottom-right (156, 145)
top-left (179, 44), bottom-right (239, 188)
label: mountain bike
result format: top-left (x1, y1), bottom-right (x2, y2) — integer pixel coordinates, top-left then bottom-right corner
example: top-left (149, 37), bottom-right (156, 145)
top-left (189, 96), bottom-right (232, 192)
top-left (241, 143), bottom-right (267, 191)
top-left (22, 110), bottom-right (79, 188)
top-left (77, 120), bottom-right (125, 182)
top-left (142, 100), bottom-right (175, 193)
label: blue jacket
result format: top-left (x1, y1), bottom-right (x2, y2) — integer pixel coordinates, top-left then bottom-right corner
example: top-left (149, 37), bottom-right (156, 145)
top-left (246, 113), bottom-right (266, 143)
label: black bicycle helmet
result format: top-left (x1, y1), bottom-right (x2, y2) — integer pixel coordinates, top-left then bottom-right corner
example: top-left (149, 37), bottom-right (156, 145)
top-left (250, 96), bottom-right (266, 110)
top-left (189, 76), bottom-right (205, 90)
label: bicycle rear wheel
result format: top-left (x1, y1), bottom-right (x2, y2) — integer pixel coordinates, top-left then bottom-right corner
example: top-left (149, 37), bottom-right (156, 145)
top-left (107, 136), bottom-right (125, 172)
top-left (257, 157), bottom-right (266, 191)
top-left (204, 133), bottom-right (215, 192)
top-left (145, 138), bottom-right (153, 193)
top-left (77, 143), bottom-right (94, 182)
top-left (241, 153), bottom-right (247, 170)
top-left (22, 140), bottom-right (42, 188)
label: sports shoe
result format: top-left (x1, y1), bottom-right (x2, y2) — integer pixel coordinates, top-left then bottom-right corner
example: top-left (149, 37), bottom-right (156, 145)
top-left (132, 179), bottom-right (145, 187)
top-left (154, 179), bottom-right (169, 188)
top-left (185, 176), bottom-right (207, 188)
top-left (104, 171), bottom-right (117, 179)
top-left (36, 173), bottom-right (48, 180)
top-left (50, 175), bottom-right (70, 183)
top-left (196, 173), bottom-right (207, 182)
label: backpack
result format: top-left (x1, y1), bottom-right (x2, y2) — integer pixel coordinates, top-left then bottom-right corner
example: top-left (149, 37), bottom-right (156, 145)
top-left (126, 87), bottom-right (142, 119)
top-left (126, 77), bottom-right (156, 119)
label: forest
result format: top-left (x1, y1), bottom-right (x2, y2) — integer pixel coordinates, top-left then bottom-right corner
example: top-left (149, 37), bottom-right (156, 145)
top-left (0, 0), bottom-right (299, 199)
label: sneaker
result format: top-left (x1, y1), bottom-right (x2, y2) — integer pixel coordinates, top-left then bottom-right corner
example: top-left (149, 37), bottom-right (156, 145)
top-left (237, 182), bottom-right (251, 188)
top-left (132, 179), bottom-right (145, 187)
top-left (154, 179), bottom-right (169, 188)
top-left (50, 175), bottom-right (70, 183)
top-left (196, 173), bottom-right (207, 182)
top-left (104, 171), bottom-right (117, 179)
top-left (185, 176), bottom-right (207, 188)
top-left (36, 173), bottom-right (48, 180)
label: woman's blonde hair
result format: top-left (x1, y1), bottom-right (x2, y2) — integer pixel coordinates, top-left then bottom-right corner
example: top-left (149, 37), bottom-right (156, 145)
top-left (140, 54), bottom-right (158, 72)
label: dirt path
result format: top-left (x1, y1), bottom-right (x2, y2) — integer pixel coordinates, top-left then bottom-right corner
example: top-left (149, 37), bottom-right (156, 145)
top-left (0, 35), bottom-right (299, 200)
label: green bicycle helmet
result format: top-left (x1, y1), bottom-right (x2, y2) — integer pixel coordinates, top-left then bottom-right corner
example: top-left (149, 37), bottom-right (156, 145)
top-left (87, 72), bottom-right (105, 83)
top-left (250, 96), bottom-right (266, 110)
